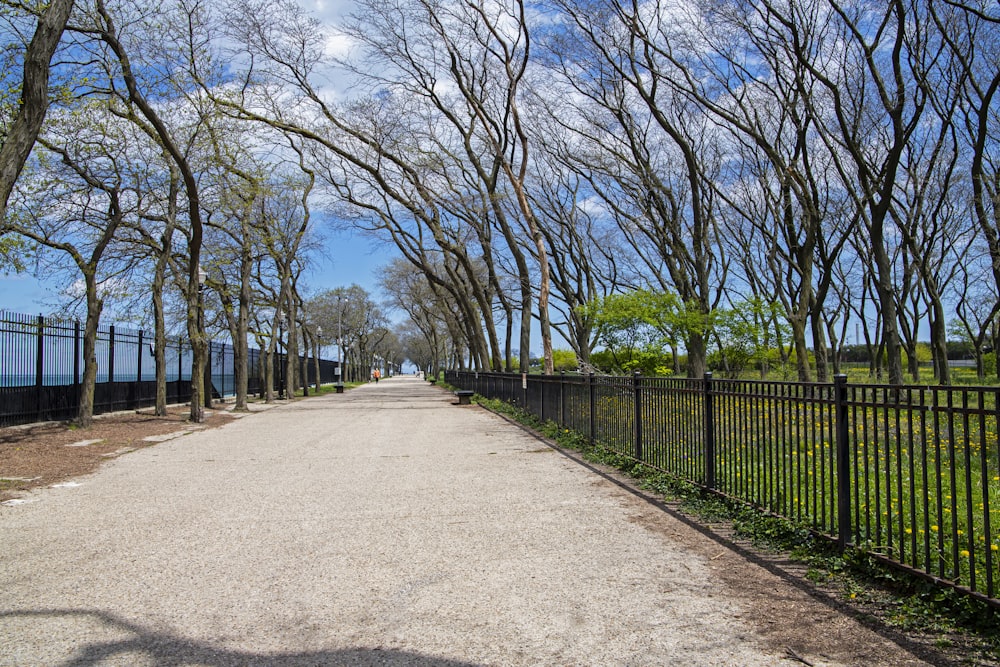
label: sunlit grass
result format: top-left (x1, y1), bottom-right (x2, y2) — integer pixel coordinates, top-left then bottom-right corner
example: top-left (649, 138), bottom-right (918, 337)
top-left (556, 382), bottom-right (1000, 599)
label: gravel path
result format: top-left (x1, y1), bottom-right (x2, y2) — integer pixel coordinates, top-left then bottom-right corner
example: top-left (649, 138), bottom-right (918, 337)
top-left (0, 377), bottom-right (931, 666)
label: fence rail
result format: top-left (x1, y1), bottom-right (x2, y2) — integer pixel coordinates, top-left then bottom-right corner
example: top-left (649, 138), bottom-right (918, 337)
top-left (446, 370), bottom-right (1000, 608)
top-left (1, 311), bottom-right (339, 427)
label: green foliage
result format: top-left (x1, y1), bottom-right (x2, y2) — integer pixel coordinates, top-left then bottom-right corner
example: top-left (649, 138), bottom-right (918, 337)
top-left (709, 298), bottom-right (790, 378)
top-left (580, 289), bottom-right (707, 370)
top-left (590, 347), bottom-right (672, 376)
top-left (552, 348), bottom-right (578, 372)
top-left (900, 343), bottom-right (933, 367)
top-left (0, 234), bottom-right (28, 273)
top-left (583, 292), bottom-right (788, 378)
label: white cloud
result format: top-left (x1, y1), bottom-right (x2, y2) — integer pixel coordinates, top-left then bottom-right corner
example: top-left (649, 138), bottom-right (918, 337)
top-left (324, 28), bottom-right (356, 60)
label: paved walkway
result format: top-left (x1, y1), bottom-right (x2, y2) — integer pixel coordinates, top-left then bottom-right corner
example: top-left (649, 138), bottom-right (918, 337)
top-left (0, 377), bottom-right (931, 666)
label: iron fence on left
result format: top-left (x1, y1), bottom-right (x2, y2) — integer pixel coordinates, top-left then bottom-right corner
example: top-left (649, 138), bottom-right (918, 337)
top-left (0, 310), bottom-right (339, 427)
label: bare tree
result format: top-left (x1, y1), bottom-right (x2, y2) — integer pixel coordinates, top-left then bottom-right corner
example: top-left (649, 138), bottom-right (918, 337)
top-left (790, 0), bottom-right (942, 386)
top-left (65, 0), bottom-right (213, 420)
top-left (544, 0), bottom-right (726, 377)
top-left (5, 103), bottom-right (138, 425)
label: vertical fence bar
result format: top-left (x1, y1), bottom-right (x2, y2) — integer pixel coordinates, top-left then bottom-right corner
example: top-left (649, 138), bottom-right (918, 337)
top-left (35, 315), bottom-right (44, 422)
top-left (539, 375), bottom-right (546, 422)
top-left (73, 319), bottom-right (81, 407)
top-left (205, 339), bottom-right (213, 407)
top-left (704, 372), bottom-right (715, 489)
top-left (633, 371), bottom-right (643, 460)
top-left (835, 374), bottom-right (852, 550)
top-left (137, 330), bottom-right (143, 385)
top-left (108, 325), bottom-right (115, 385)
top-left (560, 371), bottom-right (566, 427)
top-left (588, 372), bottom-right (596, 446)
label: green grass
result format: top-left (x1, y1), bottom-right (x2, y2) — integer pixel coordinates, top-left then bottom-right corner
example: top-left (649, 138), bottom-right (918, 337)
top-left (552, 386), bottom-right (1000, 599)
top-left (289, 382), bottom-right (365, 398)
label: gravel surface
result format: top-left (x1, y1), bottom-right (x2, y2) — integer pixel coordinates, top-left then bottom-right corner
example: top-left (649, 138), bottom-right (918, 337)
top-left (0, 377), bottom-right (932, 666)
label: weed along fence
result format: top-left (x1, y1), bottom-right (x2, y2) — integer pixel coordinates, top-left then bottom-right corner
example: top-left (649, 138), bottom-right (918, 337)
top-left (0, 310), bottom-right (340, 427)
top-left (446, 370), bottom-right (1000, 608)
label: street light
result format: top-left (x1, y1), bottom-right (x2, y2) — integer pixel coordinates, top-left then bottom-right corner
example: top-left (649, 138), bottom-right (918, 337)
top-left (316, 326), bottom-right (323, 392)
top-left (336, 296), bottom-right (347, 394)
top-left (197, 266), bottom-right (211, 410)
top-left (278, 312), bottom-right (286, 399)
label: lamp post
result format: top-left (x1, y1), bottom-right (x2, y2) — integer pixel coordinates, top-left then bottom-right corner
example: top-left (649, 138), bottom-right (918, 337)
top-left (315, 326), bottom-right (323, 392)
top-left (336, 296), bottom-right (346, 393)
top-left (198, 266), bottom-right (212, 409)
top-left (278, 312), bottom-right (286, 399)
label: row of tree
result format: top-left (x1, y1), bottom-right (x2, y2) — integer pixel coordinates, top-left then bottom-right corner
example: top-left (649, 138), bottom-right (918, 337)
top-left (0, 1), bottom-right (413, 423)
top-left (209, 0), bottom-right (1000, 386)
top-left (5, 0), bottom-right (1000, 409)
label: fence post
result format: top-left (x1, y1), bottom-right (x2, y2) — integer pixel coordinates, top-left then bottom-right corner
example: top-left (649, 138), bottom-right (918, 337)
top-left (588, 372), bottom-right (596, 446)
top-left (73, 319), bottom-right (81, 405)
top-left (36, 315), bottom-right (44, 422)
top-left (177, 337), bottom-right (184, 402)
top-left (540, 373), bottom-right (546, 422)
top-left (108, 325), bottom-right (115, 385)
top-left (135, 329), bottom-right (143, 409)
top-left (560, 370), bottom-right (566, 426)
top-left (835, 374), bottom-right (852, 550)
top-left (204, 339), bottom-right (213, 408)
top-left (633, 371), bottom-right (643, 460)
top-left (704, 372), bottom-right (716, 489)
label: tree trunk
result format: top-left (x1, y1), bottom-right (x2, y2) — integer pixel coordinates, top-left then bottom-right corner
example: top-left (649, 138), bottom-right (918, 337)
top-left (286, 297), bottom-right (298, 398)
top-left (0, 0), bottom-right (74, 223)
top-left (152, 269), bottom-right (168, 417)
top-left (188, 277), bottom-right (206, 424)
top-left (811, 314), bottom-right (830, 383)
top-left (872, 243), bottom-right (905, 385)
top-left (790, 319), bottom-right (812, 382)
top-left (505, 315), bottom-right (513, 373)
top-left (928, 290), bottom-right (950, 385)
top-left (76, 288), bottom-right (103, 428)
top-left (686, 332), bottom-right (707, 378)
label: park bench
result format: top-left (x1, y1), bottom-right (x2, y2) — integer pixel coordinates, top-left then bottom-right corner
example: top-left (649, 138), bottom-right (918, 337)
top-left (455, 389), bottom-right (475, 405)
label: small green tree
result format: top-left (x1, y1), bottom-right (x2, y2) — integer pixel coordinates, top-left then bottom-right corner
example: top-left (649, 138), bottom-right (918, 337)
top-left (580, 289), bottom-right (709, 376)
top-left (710, 299), bottom-right (790, 379)
top-left (552, 349), bottom-right (578, 372)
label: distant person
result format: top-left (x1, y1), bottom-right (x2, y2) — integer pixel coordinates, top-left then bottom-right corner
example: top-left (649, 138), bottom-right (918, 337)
top-left (373, 369), bottom-right (381, 383)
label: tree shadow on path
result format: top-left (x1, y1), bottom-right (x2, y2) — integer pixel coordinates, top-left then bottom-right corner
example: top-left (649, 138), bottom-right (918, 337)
top-left (2, 608), bottom-right (482, 667)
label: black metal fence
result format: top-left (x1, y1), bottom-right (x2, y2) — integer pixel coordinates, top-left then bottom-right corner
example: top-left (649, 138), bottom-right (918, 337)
top-left (446, 370), bottom-right (1000, 608)
top-left (1, 311), bottom-right (340, 427)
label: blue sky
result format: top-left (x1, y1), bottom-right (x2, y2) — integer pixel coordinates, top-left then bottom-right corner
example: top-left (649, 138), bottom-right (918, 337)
top-left (0, 222), bottom-right (396, 317)
top-left (1, 0), bottom-right (397, 318)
